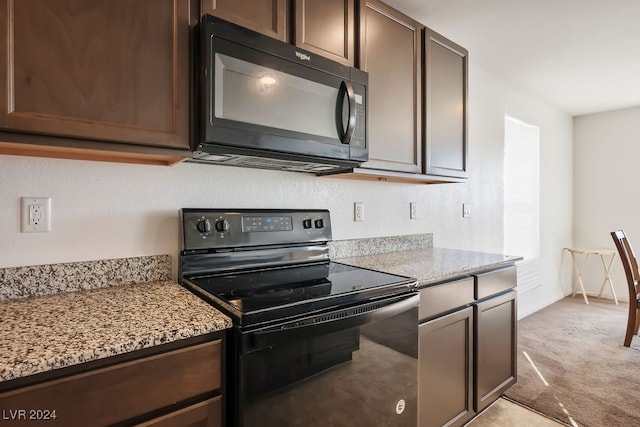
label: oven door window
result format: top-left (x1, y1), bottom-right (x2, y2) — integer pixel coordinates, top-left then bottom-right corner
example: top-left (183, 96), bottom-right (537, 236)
top-left (236, 295), bottom-right (418, 426)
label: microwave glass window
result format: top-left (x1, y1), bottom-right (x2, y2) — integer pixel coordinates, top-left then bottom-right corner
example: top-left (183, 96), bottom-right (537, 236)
top-left (214, 54), bottom-right (339, 139)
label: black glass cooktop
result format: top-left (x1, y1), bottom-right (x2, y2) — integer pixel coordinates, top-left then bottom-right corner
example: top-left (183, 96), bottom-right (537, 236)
top-left (184, 262), bottom-right (416, 327)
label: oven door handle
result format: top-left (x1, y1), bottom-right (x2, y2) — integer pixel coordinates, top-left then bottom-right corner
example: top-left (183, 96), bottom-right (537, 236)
top-left (247, 293), bottom-right (418, 348)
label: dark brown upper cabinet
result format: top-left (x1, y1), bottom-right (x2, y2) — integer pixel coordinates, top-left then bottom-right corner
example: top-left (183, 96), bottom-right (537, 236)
top-left (0, 0), bottom-right (192, 165)
top-left (0, 0), bottom-right (191, 150)
top-left (203, 0), bottom-right (355, 67)
top-left (294, 0), bottom-right (355, 66)
top-left (424, 28), bottom-right (469, 178)
top-left (359, 0), bottom-right (423, 174)
top-left (201, 0), bottom-right (288, 42)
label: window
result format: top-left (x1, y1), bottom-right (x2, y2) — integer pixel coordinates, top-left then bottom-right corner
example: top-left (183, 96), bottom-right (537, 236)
top-left (504, 116), bottom-right (540, 293)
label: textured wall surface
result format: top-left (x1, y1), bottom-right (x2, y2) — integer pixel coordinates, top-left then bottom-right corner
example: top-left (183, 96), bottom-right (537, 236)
top-left (0, 64), bottom-right (573, 316)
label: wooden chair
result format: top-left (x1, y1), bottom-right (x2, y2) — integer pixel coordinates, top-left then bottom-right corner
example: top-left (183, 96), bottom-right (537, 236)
top-left (610, 230), bottom-right (640, 346)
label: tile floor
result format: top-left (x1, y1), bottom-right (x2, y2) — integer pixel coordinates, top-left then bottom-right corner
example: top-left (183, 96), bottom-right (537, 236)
top-left (467, 398), bottom-right (566, 426)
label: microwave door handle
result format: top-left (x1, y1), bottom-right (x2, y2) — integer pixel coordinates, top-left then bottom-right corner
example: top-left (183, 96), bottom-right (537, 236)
top-left (336, 81), bottom-right (357, 144)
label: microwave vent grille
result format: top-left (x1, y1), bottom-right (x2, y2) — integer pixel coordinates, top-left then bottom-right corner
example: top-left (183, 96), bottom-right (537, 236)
top-left (192, 151), bottom-right (341, 173)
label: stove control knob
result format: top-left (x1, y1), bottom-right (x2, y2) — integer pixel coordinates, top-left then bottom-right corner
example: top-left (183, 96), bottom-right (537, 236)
top-left (302, 219), bottom-right (313, 229)
top-left (196, 219), bottom-right (212, 233)
top-left (215, 219), bottom-right (230, 233)
top-left (314, 219), bottom-right (325, 229)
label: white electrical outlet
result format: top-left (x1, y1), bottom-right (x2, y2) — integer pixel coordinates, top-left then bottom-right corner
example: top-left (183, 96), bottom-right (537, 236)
top-left (21, 197), bottom-right (51, 232)
top-left (410, 202), bottom-right (418, 219)
top-left (463, 203), bottom-right (472, 218)
top-left (354, 202), bottom-right (364, 222)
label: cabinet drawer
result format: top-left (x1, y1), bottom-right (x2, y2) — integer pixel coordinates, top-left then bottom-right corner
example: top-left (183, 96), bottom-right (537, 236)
top-left (475, 266), bottom-right (517, 300)
top-left (419, 277), bottom-right (474, 320)
top-left (0, 340), bottom-right (221, 427)
top-left (135, 396), bottom-right (222, 427)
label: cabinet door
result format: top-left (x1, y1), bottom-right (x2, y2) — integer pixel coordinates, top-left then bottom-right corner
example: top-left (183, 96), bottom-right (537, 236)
top-left (419, 307), bottom-right (475, 427)
top-left (293, 0), bottom-right (354, 66)
top-left (0, 0), bottom-right (191, 149)
top-left (201, 0), bottom-right (287, 42)
top-left (359, 0), bottom-right (422, 173)
top-left (135, 397), bottom-right (222, 427)
top-left (424, 28), bottom-right (468, 178)
top-left (475, 290), bottom-right (517, 412)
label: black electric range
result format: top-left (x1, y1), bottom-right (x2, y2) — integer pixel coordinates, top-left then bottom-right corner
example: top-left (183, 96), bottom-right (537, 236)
top-left (178, 209), bottom-right (419, 427)
top-left (183, 260), bottom-right (416, 328)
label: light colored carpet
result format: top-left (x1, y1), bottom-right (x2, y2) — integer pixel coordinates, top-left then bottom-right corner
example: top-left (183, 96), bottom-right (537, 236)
top-left (469, 398), bottom-right (564, 427)
top-left (504, 296), bottom-right (640, 426)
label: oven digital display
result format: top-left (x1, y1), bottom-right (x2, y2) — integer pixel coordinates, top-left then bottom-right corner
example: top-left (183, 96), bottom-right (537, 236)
top-left (242, 216), bottom-right (293, 232)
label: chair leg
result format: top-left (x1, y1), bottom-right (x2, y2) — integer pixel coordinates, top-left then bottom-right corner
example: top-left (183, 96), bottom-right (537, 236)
top-left (635, 307), bottom-right (640, 335)
top-left (625, 305), bottom-right (637, 347)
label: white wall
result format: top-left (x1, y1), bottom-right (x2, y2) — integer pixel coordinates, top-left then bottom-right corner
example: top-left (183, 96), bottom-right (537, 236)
top-left (0, 64), bottom-right (573, 317)
top-left (573, 106), bottom-right (640, 302)
top-left (470, 66), bottom-right (574, 317)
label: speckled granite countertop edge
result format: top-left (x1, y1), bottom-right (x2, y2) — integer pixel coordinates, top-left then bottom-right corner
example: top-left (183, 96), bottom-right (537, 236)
top-left (0, 255), bottom-right (172, 302)
top-left (335, 247), bottom-right (522, 288)
top-left (413, 257), bottom-right (522, 287)
top-left (0, 280), bottom-right (232, 383)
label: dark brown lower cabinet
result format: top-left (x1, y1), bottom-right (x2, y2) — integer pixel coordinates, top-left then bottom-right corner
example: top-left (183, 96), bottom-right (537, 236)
top-left (474, 290), bottom-right (517, 412)
top-left (0, 339), bottom-right (223, 427)
top-left (135, 396), bottom-right (221, 427)
top-left (418, 267), bottom-right (517, 426)
top-left (419, 307), bottom-right (475, 427)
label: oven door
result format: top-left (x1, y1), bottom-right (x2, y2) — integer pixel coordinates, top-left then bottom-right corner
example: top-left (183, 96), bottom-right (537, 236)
top-left (229, 293), bottom-right (419, 427)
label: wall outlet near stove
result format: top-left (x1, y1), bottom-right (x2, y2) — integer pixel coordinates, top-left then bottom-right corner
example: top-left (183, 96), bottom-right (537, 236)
top-left (354, 202), bottom-right (364, 222)
top-left (21, 197), bottom-right (51, 232)
top-left (410, 202), bottom-right (418, 219)
top-left (462, 203), bottom-right (472, 218)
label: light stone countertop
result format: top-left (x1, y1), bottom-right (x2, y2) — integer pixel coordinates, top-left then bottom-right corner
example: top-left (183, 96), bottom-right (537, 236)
top-left (0, 245), bottom-right (518, 386)
top-left (0, 280), bottom-right (232, 383)
top-left (336, 247), bottom-right (522, 287)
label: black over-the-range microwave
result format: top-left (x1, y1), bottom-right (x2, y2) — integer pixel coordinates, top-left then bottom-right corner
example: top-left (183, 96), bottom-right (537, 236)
top-left (191, 15), bottom-right (368, 174)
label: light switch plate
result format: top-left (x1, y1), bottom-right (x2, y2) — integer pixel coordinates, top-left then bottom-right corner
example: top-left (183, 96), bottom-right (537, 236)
top-left (21, 197), bottom-right (51, 232)
top-left (410, 202), bottom-right (418, 219)
top-left (463, 203), bottom-right (472, 218)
